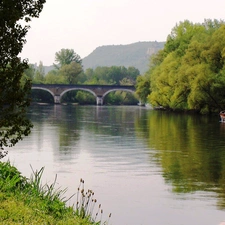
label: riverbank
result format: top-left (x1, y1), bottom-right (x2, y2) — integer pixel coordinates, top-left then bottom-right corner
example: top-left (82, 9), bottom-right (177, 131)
top-left (0, 161), bottom-right (107, 225)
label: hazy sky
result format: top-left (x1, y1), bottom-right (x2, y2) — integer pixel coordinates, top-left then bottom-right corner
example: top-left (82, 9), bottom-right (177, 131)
top-left (20, 0), bottom-right (225, 65)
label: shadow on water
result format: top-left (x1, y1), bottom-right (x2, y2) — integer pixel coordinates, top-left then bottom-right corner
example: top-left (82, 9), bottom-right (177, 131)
top-left (135, 110), bottom-right (225, 209)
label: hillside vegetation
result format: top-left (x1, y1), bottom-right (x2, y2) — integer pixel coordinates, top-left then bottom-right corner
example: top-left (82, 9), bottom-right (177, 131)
top-left (82, 41), bottom-right (165, 74)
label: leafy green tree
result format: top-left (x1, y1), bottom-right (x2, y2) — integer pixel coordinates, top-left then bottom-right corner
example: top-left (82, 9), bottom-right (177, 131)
top-left (21, 64), bottom-right (35, 85)
top-left (45, 69), bottom-right (66, 84)
top-left (135, 50), bottom-right (165, 104)
top-left (120, 77), bottom-right (134, 85)
top-left (187, 25), bottom-right (225, 113)
top-left (54, 49), bottom-right (82, 69)
top-left (139, 19), bottom-right (225, 113)
top-left (91, 66), bottom-right (111, 84)
top-left (164, 20), bottom-right (204, 57)
top-left (127, 66), bottom-right (140, 83)
top-left (135, 74), bottom-right (151, 103)
top-left (23, 64), bottom-right (35, 80)
top-left (0, 0), bottom-right (46, 158)
top-left (83, 66), bottom-right (139, 85)
top-left (60, 61), bottom-right (83, 84)
top-left (104, 92), bottom-right (123, 105)
top-left (107, 66), bottom-right (125, 85)
top-left (76, 71), bottom-right (88, 84)
top-left (33, 61), bottom-right (45, 83)
top-left (53, 49), bottom-right (83, 86)
top-left (74, 91), bottom-right (95, 104)
top-left (84, 68), bottom-right (94, 79)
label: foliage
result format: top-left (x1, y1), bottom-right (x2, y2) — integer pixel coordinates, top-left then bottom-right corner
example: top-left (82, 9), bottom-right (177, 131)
top-left (44, 69), bottom-right (66, 84)
top-left (82, 66), bottom-right (140, 85)
top-left (0, 0), bottom-right (46, 158)
top-left (53, 49), bottom-right (83, 84)
top-left (60, 61), bottom-right (83, 84)
top-left (104, 91), bottom-right (138, 105)
top-left (136, 19), bottom-right (225, 113)
top-left (54, 48), bottom-right (82, 69)
top-left (135, 74), bottom-right (151, 103)
top-left (0, 161), bottom-right (28, 191)
top-left (22, 64), bottom-right (35, 82)
top-left (0, 161), bottom-right (111, 224)
top-left (60, 90), bottom-right (95, 105)
top-left (33, 61), bottom-right (45, 83)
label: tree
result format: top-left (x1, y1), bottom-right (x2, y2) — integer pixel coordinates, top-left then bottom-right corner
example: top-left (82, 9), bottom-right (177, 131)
top-left (54, 49), bottom-right (82, 69)
top-left (0, 0), bottom-right (46, 158)
top-left (21, 64), bottom-right (35, 84)
top-left (142, 19), bottom-right (225, 113)
top-left (33, 61), bottom-right (45, 83)
top-left (60, 61), bottom-right (83, 84)
top-left (135, 74), bottom-right (151, 103)
top-left (127, 66), bottom-right (140, 83)
top-left (45, 69), bottom-right (66, 84)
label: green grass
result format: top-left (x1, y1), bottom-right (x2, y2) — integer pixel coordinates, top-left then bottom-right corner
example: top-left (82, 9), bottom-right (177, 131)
top-left (0, 161), bottom-right (111, 225)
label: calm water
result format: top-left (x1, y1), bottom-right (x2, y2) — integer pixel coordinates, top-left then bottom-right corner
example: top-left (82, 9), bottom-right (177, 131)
top-left (4, 105), bottom-right (225, 225)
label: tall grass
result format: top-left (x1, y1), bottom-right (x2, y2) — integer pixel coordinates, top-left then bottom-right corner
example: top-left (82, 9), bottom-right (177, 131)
top-left (0, 161), bottom-right (111, 224)
top-left (75, 178), bottom-right (111, 224)
top-left (28, 165), bottom-right (70, 218)
top-left (0, 160), bottom-right (28, 191)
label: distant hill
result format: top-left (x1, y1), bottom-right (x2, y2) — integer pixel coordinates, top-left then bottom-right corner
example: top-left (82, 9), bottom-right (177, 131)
top-left (44, 65), bottom-right (55, 74)
top-left (41, 41), bottom-right (165, 75)
top-left (82, 41), bottom-right (165, 74)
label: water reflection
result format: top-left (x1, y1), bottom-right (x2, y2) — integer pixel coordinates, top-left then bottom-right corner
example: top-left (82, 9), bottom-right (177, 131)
top-left (27, 105), bottom-right (153, 173)
top-left (5, 105), bottom-right (225, 224)
top-left (135, 110), bottom-right (225, 209)
top-left (29, 105), bottom-right (225, 208)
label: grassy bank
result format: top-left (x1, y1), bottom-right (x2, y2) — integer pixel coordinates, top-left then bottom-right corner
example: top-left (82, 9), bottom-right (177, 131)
top-left (0, 161), bottom-right (110, 225)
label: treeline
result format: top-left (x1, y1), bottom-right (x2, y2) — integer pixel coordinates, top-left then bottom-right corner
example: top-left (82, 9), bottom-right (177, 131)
top-left (24, 64), bottom-right (139, 86)
top-left (136, 19), bottom-right (225, 114)
top-left (23, 49), bottom-right (140, 104)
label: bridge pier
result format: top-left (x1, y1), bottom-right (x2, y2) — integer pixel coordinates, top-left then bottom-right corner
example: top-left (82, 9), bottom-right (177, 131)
top-left (54, 95), bottom-right (60, 104)
top-left (96, 96), bottom-right (103, 105)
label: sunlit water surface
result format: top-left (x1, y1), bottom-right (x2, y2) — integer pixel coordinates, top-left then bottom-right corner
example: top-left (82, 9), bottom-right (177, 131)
top-left (4, 105), bottom-right (225, 225)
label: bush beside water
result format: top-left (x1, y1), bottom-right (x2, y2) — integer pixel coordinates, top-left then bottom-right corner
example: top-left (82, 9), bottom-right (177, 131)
top-left (0, 161), bottom-right (111, 225)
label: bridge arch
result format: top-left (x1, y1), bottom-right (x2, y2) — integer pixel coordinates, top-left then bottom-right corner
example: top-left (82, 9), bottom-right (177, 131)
top-left (102, 88), bottom-right (136, 98)
top-left (60, 88), bottom-right (97, 103)
top-left (101, 88), bottom-right (137, 105)
top-left (31, 87), bottom-right (55, 102)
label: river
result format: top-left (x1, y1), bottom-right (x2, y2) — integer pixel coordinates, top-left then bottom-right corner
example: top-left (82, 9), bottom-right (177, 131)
top-left (4, 105), bottom-right (225, 225)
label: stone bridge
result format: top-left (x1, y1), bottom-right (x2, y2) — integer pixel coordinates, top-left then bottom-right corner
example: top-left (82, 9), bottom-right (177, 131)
top-left (32, 84), bottom-right (137, 105)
